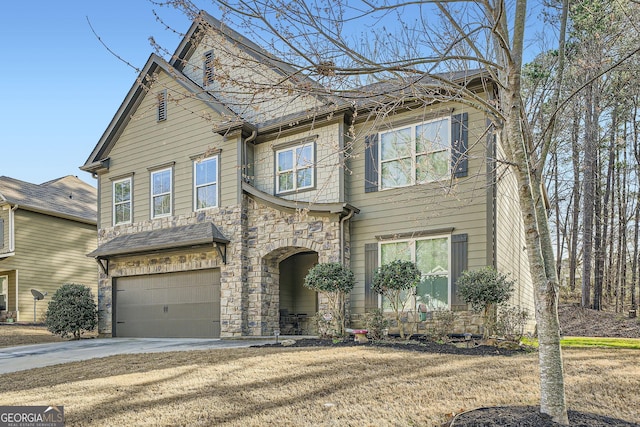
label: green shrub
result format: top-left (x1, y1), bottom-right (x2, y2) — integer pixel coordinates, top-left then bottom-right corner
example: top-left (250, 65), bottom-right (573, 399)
top-left (372, 260), bottom-right (421, 339)
top-left (495, 305), bottom-right (530, 340)
top-left (456, 266), bottom-right (515, 337)
top-left (426, 309), bottom-right (457, 342)
top-left (363, 309), bottom-right (390, 340)
top-left (304, 262), bottom-right (355, 336)
top-left (45, 284), bottom-right (97, 339)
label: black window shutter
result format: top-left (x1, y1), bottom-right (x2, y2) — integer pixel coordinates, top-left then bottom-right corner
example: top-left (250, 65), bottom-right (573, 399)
top-left (451, 113), bottom-right (468, 178)
top-left (364, 134), bottom-right (379, 193)
top-left (0, 218), bottom-right (4, 248)
top-left (450, 233), bottom-right (468, 308)
top-left (364, 243), bottom-right (379, 310)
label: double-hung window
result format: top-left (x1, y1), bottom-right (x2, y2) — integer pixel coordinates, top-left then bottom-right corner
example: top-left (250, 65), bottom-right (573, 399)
top-left (380, 117), bottom-right (450, 189)
top-left (151, 168), bottom-right (172, 218)
top-left (276, 142), bottom-right (314, 193)
top-left (113, 178), bottom-right (132, 225)
top-left (380, 235), bottom-right (451, 311)
top-left (194, 156), bottom-right (218, 210)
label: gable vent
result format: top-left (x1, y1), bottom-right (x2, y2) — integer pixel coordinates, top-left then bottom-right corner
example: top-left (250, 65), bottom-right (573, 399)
top-left (157, 90), bottom-right (167, 122)
top-left (203, 50), bottom-right (214, 86)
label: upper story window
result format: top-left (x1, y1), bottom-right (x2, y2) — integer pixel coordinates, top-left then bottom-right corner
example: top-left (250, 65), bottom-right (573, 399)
top-left (379, 117), bottom-right (450, 189)
top-left (194, 155), bottom-right (218, 210)
top-left (276, 142), bottom-right (314, 194)
top-left (113, 177), bottom-right (132, 225)
top-left (203, 50), bottom-right (214, 86)
top-left (157, 90), bottom-right (167, 122)
top-left (380, 235), bottom-right (451, 311)
top-left (151, 168), bottom-right (172, 218)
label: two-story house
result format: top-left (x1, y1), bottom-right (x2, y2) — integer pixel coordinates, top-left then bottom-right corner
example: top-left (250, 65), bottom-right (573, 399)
top-left (82, 12), bottom-right (534, 338)
top-left (0, 175), bottom-right (97, 322)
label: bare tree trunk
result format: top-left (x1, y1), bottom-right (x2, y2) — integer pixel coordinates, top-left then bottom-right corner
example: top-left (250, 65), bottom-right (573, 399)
top-left (582, 82), bottom-right (597, 308)
top-left (569, 102), bottom-right (582, 294)
top-left (595, 106), bottom-right (616, 310)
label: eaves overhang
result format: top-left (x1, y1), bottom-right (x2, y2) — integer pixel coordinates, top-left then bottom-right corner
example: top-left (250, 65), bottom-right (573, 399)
top-left (242, 181), bottom-right (359, 216)
top-left (88, 222), bottom-right (229, 259)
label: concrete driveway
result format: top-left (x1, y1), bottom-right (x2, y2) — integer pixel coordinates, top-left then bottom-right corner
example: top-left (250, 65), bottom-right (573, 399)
top-left (0, 337), bottom-right (271, 374)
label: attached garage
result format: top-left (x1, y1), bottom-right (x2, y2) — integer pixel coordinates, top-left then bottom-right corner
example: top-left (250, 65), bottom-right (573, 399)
top-left (113, 269), bottom-right (221, 338)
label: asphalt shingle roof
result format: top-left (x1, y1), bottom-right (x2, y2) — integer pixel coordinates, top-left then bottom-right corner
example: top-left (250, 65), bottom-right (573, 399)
top-left (88, 222), bottom-right (229, 258)
top-left (0, 175), bottom-right (96, 224)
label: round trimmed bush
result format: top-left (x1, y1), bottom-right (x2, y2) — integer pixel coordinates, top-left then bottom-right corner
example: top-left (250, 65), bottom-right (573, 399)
top-left (45, 283), bottom-right (97, 339)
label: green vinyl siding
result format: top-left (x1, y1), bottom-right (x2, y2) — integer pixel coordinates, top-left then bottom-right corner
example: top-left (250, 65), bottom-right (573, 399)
top-left (347, 104), bottom-right (489, 314)
top-left (7, 210), bottom-right (97, 322)
top-left (99, 70), bottom-right (233, 228)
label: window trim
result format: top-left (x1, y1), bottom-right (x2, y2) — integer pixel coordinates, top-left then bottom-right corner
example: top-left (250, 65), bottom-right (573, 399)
top-left (275, 141), bottom-right (316, 194)
top-left (193, 154), bottom-right (220, 211)
top-left (113, 177), bottom-right (133, 226)
top-left (378, 233), bottom-right (452, 311)
top-left (378, 116), bottom-right (451, 190)
top-left (150, 167), bottom-right (173, 219)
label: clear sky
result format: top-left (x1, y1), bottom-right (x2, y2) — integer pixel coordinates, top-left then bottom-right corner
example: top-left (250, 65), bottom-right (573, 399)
top-left (0, 2), bottom-right (550, 188)
top-left (0, 1), bottom-right (206, 186)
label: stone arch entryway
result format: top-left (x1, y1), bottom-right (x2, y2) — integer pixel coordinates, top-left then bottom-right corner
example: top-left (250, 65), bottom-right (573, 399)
top-left (278, 251), bottom-right (318, 335)
top-left (248, 240), bottom-right (333, 336)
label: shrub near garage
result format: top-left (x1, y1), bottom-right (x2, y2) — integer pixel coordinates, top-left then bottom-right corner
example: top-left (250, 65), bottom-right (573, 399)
top-left (45, 283), bottom-right (97, 339)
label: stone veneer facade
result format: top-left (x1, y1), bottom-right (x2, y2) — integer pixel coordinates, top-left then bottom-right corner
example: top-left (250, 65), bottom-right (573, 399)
top-left (96, 194), bottom-right (348, 337)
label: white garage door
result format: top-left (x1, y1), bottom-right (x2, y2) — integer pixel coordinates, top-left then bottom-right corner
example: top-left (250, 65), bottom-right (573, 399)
top-left (114, 269), bottom-right (221, 338)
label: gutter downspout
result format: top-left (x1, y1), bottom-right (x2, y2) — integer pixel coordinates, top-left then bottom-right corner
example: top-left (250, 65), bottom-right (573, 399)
top-left (243, 130), bottom-right (257, 183)
top-left (340, 208), bottom-right (355, 265)
top-left (9, 204), bottom-right (17, 252)
top-left (10, 204), bottom-right (18, 318)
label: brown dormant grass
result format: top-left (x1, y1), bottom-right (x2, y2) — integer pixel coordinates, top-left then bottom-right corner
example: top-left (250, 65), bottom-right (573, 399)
top-left (3, 345), bottom-right (639, 426)
top-left (0, 324), bottom-right (65, 347)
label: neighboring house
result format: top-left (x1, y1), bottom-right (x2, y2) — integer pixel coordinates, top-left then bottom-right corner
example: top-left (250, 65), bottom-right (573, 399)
top-left (81, 11), bottom-right (534, 338)
top-left (0, 176), bottom-right (97, 322)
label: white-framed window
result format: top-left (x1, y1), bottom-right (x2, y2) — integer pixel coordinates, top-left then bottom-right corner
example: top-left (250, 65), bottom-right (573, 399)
top-left (194, 155), bottom-right (218, 210)
top-left (379, 117), bottom-right (450, 189)
top-left (157, 90), bottom-right (167, 122)
top-left (151, 168), bottom-right (172, 218)
top-left (276, 142), bottom-right (314, 193)
top-left (113, 177), bottom-right (132, 225)
top-left (0, 275), bottom-right (7, 311)
top-left (203, 50), bottom-right (214, 86)
top-left (379, 235), bottom-right (451, 311)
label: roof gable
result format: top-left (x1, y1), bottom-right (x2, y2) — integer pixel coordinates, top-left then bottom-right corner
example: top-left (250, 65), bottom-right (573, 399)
top-left (82, 53), bottom-right (239, 173)
top-left (171, 12), bottom-right (338, 126)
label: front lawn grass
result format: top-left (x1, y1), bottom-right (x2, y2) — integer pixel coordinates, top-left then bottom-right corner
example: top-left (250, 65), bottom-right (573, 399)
top-left (522, 336), bottom-right (640, 349)
top-left (2, 345), bottom-right (639, 426)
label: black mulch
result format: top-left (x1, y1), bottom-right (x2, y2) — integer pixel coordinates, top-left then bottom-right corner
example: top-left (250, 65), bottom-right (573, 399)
top-left (254, 338), bottom-right (640, 426)
top-left (255, 337), bottom-right (528, 356)
top-left (447, 406), bottom-right (640, 426)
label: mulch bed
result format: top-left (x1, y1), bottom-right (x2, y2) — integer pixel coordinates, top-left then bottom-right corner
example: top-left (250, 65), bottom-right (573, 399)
top-left (258, 337), bottom-right (528, 356)
top-left (448, 405), bottom-right (640, 426)
top-left (256, 338), bottom-right (639, 426)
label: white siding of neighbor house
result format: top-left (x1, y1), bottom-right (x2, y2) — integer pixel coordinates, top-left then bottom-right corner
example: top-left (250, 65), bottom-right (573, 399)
top-left (98, 69), bottom-right (234, 229)
top-left (180, 33), bottom-right (323, 125)
top-left (251, 120), bottom-right (344, 203)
